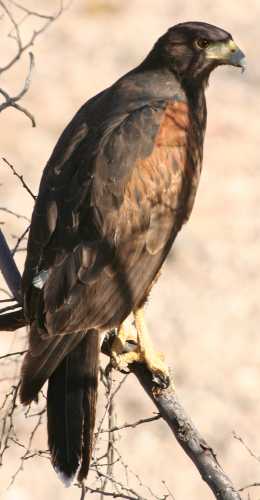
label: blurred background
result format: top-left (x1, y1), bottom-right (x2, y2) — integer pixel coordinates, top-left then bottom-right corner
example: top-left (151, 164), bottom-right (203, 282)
top-left (0, 1), bottom-right (259, 499)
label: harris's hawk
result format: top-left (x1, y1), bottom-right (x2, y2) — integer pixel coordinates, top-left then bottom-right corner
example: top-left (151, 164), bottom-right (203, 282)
top-left (20, 22), bottom-right (245, 486)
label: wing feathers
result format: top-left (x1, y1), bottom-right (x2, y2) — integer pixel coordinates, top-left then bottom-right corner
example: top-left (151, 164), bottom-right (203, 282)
top-left (20, 329), bottom-right (85, 404)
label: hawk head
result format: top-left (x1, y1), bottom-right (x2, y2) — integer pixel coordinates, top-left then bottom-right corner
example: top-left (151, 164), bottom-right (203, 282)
top-left (152, 21), bottom-right (245, 84)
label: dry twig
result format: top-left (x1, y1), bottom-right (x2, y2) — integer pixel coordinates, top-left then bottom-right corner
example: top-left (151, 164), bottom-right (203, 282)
top-left (99, 413), bottom-right (161, 434)
top-left (233, 431), bottom-right (260, 463)
top-left (0, 207), bottom-right (30, 222)
top-left (238, 482), bottom-right (260, 493)
top-left (0, 1), bottom-right (67, 124)
top-left (0, 52), bottom-right (36, 126)
top-left (0, 0), bottom-right (66, 74)
top-left (2, 158), bottom-right (35, 199)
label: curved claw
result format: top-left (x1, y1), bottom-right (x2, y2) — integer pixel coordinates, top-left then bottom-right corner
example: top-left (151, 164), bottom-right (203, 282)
top-left (152, 372), bottom-right (170, 389)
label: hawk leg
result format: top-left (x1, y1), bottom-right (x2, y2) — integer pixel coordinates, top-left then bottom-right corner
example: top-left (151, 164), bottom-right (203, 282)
top-left (111, 322), bottom-right (139, 372)
top-left (111, 308), bottom-right (170, 387)
top-left (133, 308), bottom-right (170, 387)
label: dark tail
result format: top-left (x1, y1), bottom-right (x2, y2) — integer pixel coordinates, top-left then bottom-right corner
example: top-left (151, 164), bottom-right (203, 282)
top-left (20, 328), bottom-right (99, 486)
top-left (47, 330), bottom-right (99, 486)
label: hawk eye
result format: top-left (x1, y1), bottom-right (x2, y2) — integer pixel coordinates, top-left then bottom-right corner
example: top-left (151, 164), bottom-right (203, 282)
top-left (196, 38), bottom-right (209, 49)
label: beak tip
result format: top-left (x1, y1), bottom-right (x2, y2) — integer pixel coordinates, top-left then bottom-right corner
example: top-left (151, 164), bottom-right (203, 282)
top-left (229, 49), bottom-right (246, 72)
top-left (239, 57), bottom-right (246, 73)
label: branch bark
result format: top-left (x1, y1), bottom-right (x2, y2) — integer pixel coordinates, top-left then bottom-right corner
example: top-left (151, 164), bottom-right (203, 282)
top-left (0, 227), bottom-right (242, 500)
top-left (133, 364), bottom-right (242, 500)
top-left (0, 229), bottom-right (22, 303)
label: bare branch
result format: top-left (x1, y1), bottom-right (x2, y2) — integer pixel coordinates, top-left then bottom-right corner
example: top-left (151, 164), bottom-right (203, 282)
top-left (83, 486), bottom-right (139, 500)
top-left (0, 52), bottom-right (36, 126)
top-left (0, 0), bottom-right (22, 54)
top-left (0, 349), bottom-right (26, 360)
top-left (0, 1), bottom-right (68, 125)
top-left (100, 413), bottom-right (161, 434)
top-left (8, 411), bottom-right (44, 488)
top-left (100, 370), bottom-right (117, 499)
top-left (2, 158), bottom-right (35, 199)
top-left (0, 229), bottom-right (22, 303)
top-left (0, 383), bottom-right (20, 465)
top-left (0, 1), bottom-right (66, 74)
top-left (233, 431), bottom-right (260, 463)
top-left (238, 482), bottom-right (260, 492)
top-left (161, 480), bottom-right (176, 500)
top-left (0, 207), bottom-right (30, 222)
top-left (0, 51), bottom-right (34, 102)
top-left (11, 225), bottom-right (29, 255)
top-left (95, 373), bottom-right (128, 447)
top-left (132, 364), bottom-right (242, 500)
top-left (9, 0), bottom-right (61, 20)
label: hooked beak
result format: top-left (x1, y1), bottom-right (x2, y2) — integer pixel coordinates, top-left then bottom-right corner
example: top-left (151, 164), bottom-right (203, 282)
top-left (206, 39), bottom-right (246, 71)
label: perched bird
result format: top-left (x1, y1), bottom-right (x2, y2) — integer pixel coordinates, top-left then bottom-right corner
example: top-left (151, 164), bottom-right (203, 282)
top-left (20, 22), bottom-right (245, 486)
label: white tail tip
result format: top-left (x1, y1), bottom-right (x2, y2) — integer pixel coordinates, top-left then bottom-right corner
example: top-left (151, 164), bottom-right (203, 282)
top-left (54, 465), bottom-right (76, 488)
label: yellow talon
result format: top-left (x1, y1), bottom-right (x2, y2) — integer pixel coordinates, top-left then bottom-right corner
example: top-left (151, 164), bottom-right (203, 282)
top-left (111, 309), bottom-right (170, 387)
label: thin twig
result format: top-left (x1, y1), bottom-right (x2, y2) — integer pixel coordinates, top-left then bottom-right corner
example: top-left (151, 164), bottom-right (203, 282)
top-left (112, 446), bottom-right (164, 500)
top-left (0, 53), bottom-right (36, 126)
top-left (8, 412), bottom-right (44, 488)
top-left (161, 481), bottom-right (176, 500)
top-left (0, 0), bottom-right (66, 74)
top-left (0, 1), bottom-right (68, 126)
top-left (84, 486), bottom-right (138, 500)
top-left (12, 225), bottom-right (30, 255)
top-left (0, 207), bottom-right (30, 222)
top-left (100, 371), bottom-right (116, 500)
top-left (95, 374), bottom-right (128, 447)
top-left (233, 431), bottom-right (260, 463)
top-left (9, 0), bottom-right (61, 20)
top-left (238, 482), bottom-right (260, 492)
top-left (0, 0), bottom-right (22, 53)
top-left (100, 414), bottom-right (161, 434)
top-left (0, 350), bottom-right (26, 360)
top-left (92, 469), bottom-right (142, 500)
top-left (2, 158), bottom-right (35, 199)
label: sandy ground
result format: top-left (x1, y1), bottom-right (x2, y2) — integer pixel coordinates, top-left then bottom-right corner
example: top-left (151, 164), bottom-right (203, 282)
top-left (0, 1), bottom-right (260, 499)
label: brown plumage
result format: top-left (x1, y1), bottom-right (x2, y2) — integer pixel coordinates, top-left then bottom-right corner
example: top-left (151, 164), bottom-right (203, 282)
top-left (20, 22), bottom-right (245, 486)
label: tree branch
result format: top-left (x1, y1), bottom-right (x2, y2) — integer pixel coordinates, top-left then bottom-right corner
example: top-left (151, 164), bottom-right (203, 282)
top-left (0, 228), bottom-right (242, 499)
top-left (0, 229), bottom-right (22, 303)
top-left (132, 365), bottom-right (242, 500)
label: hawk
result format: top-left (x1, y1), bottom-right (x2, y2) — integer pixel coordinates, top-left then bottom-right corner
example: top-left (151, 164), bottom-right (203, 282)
top-left (20, 22), bottom-right (245, 486)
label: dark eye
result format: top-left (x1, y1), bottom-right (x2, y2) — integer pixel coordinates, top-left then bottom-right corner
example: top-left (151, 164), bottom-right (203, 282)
top-left (196, 38), bottom-right (209, 49)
